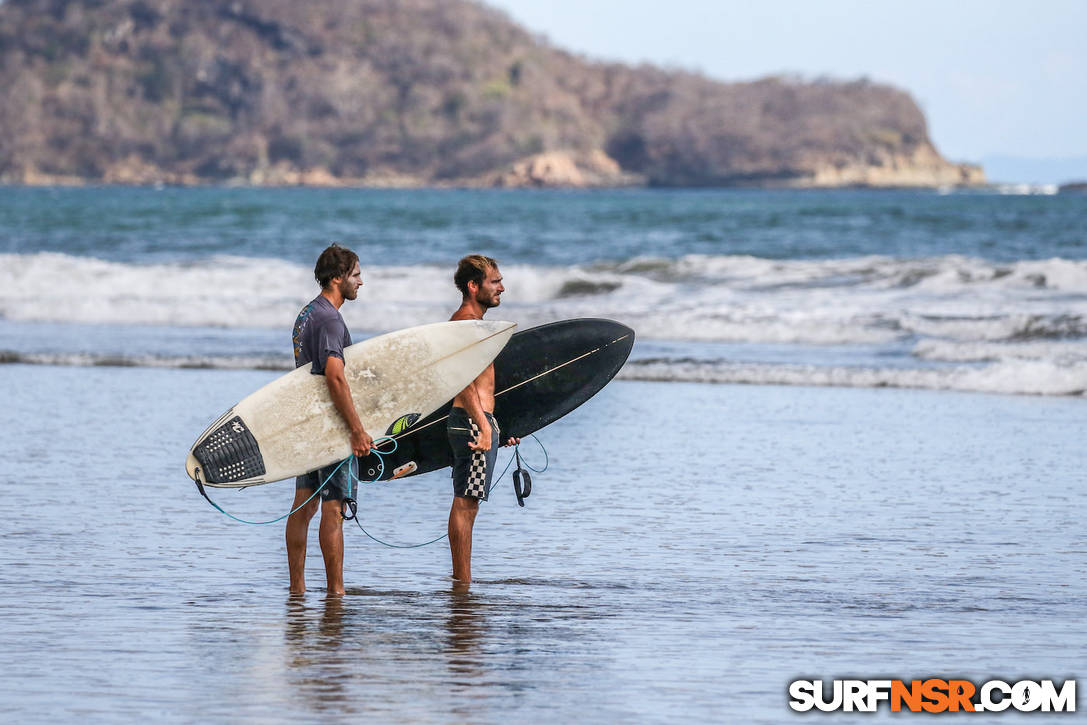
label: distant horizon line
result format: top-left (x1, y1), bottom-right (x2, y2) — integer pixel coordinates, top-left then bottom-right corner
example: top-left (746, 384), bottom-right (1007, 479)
top-left (978, 154), bottom-right (1087, 185)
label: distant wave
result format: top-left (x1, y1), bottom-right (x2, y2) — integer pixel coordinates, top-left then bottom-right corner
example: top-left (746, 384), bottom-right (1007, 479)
top-left (4, 252), bottom-right (1086, 346)
top-left (993, 183), bottom-right (1060, 196)
top-left (620, 358), bottom-right (1087, 397)
top-left (913, 339), bottom-right (1087, 364)
top-left (4, 251), bottom-right (1087, 398)
top-left (5, 348), bottom-right (1085, 397)
top-left (0, 350), bottom-right (292, 370)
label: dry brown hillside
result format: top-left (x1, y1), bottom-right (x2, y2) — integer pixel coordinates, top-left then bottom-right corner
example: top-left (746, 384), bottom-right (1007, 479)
top-left (0, 0), bottom-right (983, 187)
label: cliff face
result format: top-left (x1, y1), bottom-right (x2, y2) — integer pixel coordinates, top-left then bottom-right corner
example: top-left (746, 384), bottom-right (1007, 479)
top-left (0, 0), bottom-right (982, 188)
top-left (799, 145), bottom-right (985, 188)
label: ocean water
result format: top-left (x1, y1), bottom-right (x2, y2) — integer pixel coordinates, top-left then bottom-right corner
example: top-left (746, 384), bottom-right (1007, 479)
top-left (2, 186), bottom-right (1087, 396)
top-left (1, 187), bottom-right (1085, 721)
top-left (1, 364), bottom-right (1083, 723)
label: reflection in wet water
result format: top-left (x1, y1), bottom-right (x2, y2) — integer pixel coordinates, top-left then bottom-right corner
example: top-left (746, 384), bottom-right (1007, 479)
top-left (283, 595), bottom-right (352, 704)
top-left (443, 587), bottom-right (487, 681)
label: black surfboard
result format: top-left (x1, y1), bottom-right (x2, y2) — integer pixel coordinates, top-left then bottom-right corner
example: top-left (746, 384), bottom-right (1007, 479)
top-left (357, 318), bottom-right (634, 480)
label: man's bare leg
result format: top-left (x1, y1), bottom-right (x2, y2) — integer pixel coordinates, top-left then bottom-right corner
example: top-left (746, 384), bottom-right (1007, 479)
top-left (286, 490), bottom-right (319, 594)
top-left (448, 496), bottom-right (479, 583)
top-left (319, 498), bottom-right (345, 596)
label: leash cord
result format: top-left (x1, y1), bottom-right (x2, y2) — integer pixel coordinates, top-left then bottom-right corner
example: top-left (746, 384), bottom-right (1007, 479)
top-left (199, 437), bottom-right (397, 525)
top-left (200, 461), bottom-right (341, 525)
top-left (202, 434), bottom-right (548, 549)
top-left (352, 433), bottom-right (548, 548)
top-left (487, 433), bottom-right (548, 497)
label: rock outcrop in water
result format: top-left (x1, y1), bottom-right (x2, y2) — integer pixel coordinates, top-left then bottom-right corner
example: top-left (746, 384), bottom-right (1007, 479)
top-left (0, 0), bottom-right (984, 188)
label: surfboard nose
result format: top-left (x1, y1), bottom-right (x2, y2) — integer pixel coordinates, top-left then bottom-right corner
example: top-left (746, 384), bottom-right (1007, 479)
top-left (475, 319), bottom-right (517, 340)
top-left (478, 319), bottom-right (517, 347)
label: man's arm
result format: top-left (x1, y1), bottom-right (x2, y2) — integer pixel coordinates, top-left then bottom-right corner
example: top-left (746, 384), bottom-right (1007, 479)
top-left (324, 355), bottom-right (373, 457)
top-left (456, 374), bottom-right (520, 450)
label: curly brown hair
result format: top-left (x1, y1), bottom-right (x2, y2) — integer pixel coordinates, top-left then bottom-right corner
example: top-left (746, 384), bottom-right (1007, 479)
top-left (454, 254), bottom-right (498, 296)
top-left (314, 244), bottom-right (359, 289)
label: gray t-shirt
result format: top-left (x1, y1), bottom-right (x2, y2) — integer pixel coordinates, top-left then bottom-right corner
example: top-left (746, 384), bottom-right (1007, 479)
top-left (292, 295), bottom-right (351, 374)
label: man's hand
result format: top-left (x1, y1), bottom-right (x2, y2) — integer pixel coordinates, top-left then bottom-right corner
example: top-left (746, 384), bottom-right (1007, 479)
top-left (351, 427), bottom-right (373, 458)
top-left (501, 437), bottom-right (520, 448)
top-left (469, 427), bottom-right (492, 452)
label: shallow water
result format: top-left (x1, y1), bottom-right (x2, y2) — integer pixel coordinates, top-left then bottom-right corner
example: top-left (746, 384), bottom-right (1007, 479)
top-left (1, 364), bottom-right (1083, 721)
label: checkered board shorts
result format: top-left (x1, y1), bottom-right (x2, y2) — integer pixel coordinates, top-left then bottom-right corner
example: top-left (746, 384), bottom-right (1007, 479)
top-left (448, 407), bottom-right (499, 501)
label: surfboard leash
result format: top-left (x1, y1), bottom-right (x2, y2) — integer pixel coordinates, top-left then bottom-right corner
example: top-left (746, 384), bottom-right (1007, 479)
top-left (192, 436), bottom-right (398, 526)
top-left (193, 458), bottom-right (343, 525)
top-left (346, 434), bottom-right (551, 548)
top-left (193, 434), bottom-right (549, 546)
top-left (486, 433), bottom-right (549, 503)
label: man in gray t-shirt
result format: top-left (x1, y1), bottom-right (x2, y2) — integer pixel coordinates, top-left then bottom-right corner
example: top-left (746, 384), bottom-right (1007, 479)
top-left (293, 295), bottom-right (351, 374)
top-left (285, 244), bottom-right (373, 597)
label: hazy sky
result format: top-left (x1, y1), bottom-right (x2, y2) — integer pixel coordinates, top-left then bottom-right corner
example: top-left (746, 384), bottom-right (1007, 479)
top-left (485, 0), bottom-right (1087, 165)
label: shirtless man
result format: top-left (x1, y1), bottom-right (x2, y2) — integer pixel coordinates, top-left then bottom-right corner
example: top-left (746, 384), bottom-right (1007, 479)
top-left (286, 244), bottom-right (374, 596)
top-left (447, 255), bottom-right (519, 584)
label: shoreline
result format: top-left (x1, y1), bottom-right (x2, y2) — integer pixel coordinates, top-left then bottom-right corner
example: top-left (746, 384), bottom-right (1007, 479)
top-left (0, 176), bottom-right (990, 192)
top-left (2, 355), bottom-right (1085, 400)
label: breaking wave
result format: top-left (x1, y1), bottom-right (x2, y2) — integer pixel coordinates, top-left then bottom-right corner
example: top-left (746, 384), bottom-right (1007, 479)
top-left (4, 251), bottom-right (1087, 397)
top-left (4, 252), bottom-right (1087, 343)
top-left (0, 350), bottom-right (291, 370)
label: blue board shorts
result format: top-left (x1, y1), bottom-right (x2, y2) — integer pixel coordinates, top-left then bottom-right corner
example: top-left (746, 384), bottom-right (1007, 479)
top-left (296, 460), bottom-right (356, 502)
top-left (448, 407), bottom-right (499, 501)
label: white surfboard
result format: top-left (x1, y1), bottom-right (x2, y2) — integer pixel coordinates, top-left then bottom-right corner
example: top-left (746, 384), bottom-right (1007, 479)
top-left (185, 319), bottom-right (515, 488)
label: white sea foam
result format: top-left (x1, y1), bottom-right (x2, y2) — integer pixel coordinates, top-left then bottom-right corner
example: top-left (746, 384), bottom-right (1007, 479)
top-left (995, 183), bottom-right (1060, 195)
top-left (914, 339), bottom-right (1087, 364)
top-left (620, 358), bottom-right (1087, 397)
top-left (4, 252), bottom-right (1087, 342)
top-left (3, 348), bottom-right (1083, 396)
top-left (4, 251), bottom-right (1087, 396)
top-left (0, 350), bottom-right (291, 370)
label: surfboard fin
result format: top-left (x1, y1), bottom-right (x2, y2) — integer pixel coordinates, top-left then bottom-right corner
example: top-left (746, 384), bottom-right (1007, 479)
top-left (386, 413), bottom-right (421, 436)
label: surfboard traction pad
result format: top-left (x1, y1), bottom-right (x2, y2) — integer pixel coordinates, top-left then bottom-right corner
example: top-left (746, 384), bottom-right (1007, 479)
top-left (192, 415), bottom-right (266, 484)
